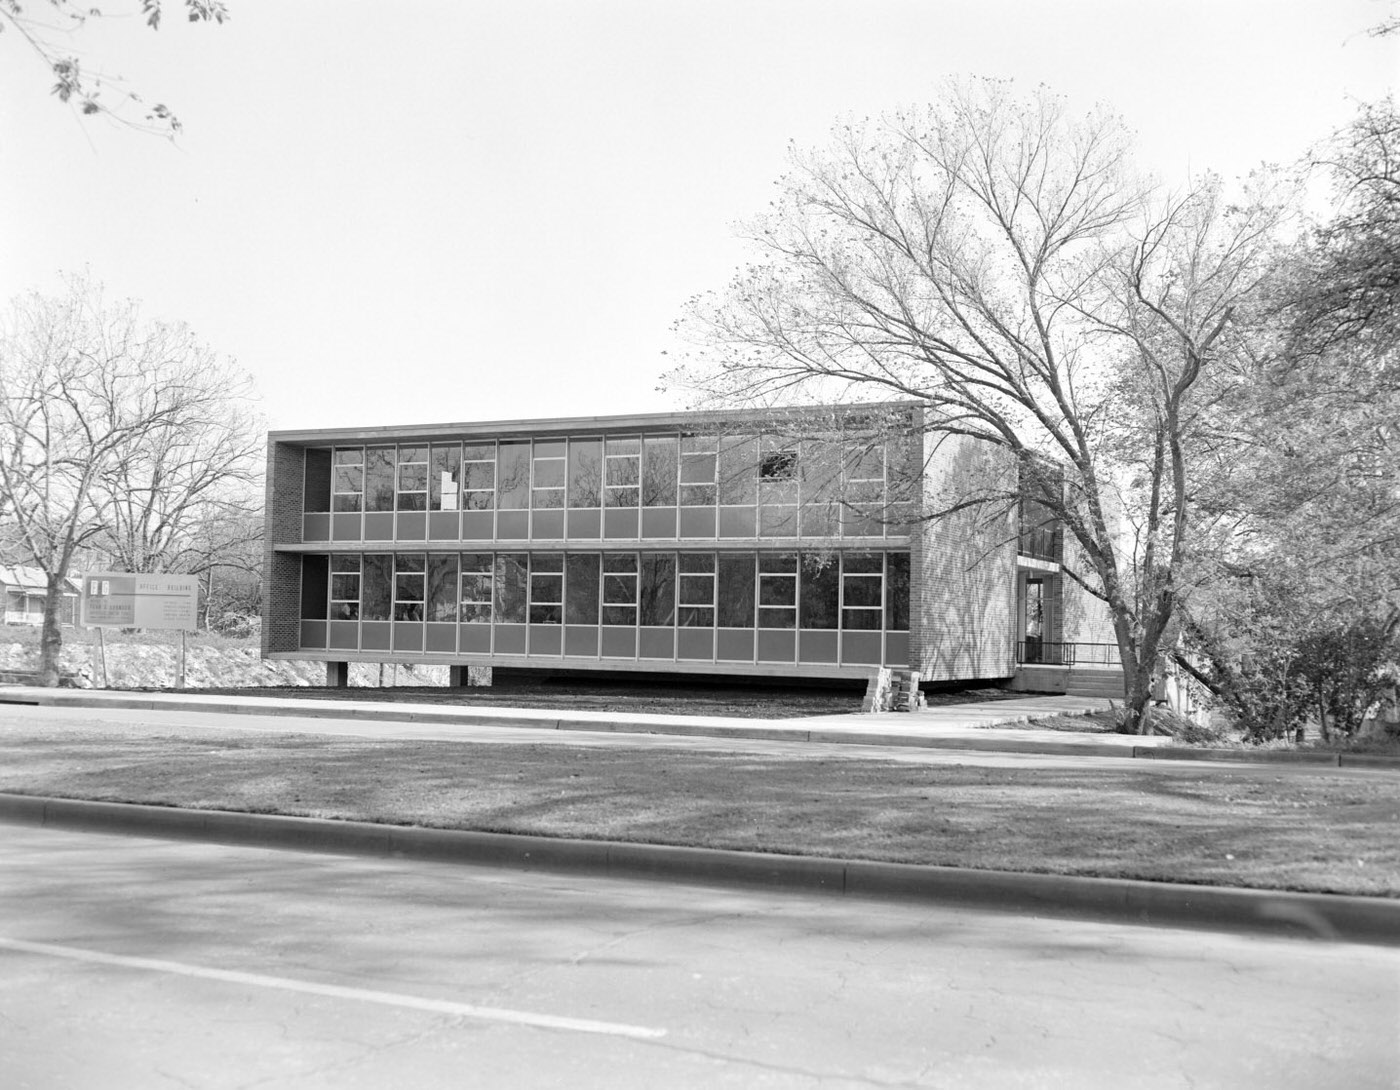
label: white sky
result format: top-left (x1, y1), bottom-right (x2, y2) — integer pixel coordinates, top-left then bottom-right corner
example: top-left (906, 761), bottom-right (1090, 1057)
top-left (2, 1), bottom-right (1396, 431)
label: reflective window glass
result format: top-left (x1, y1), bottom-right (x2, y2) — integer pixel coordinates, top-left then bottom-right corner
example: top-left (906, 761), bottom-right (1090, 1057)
top-left (427, 553), bottom-right (458, 621)
top-left (497, 442), bottom-right (531, 510)
top-left (568, 439), bottom-right (603, 508)
top-left (361, 554), bottom-right (393, 620)
top-left (602, 553), bottom-right (638, 625)
top-left (330, 554), bottom-right (360, 620)
top-left (605, 438), bottom-right (640, 507)
top-left (459, 553), bottom-right (494, 623)
top-left (532, 442), bottom-right (566, 509)
top-left (677, 552), bottom-right (715, 627)
top-left (639, 553), bottom-right (676, 626)
top-left (462, 443), bottom-right (496, 510)
top-left (642, 436), bottom-right (678, 507)
top-left (332, 448), bottom-right (364, 512)
top-left (529, 552), bottom-right (564, 624)
top-left (393, 553), bottom-right (425, 620)
top-left (565, 553), bottom-right (600, 625)
top-left (717, 554), bottom-right (755, 627)
top-left (365, 448), bottom-right (395, 512)
top-left (493, 553), bottom-right (528, 623)
top-left (397, 447), bottom-right (428, 512)
top-left (430, 444), bottom-right (462, 511)
top-left (885, 553), bottom-right (910, 631)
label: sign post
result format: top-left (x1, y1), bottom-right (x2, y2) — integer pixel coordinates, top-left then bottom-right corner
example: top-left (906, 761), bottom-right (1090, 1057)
top-left (80, 574), bottom-right (200, 688)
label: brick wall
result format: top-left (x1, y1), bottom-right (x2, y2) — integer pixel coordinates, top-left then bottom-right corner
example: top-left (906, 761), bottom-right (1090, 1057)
top-left (911, 432), bottom-right (1018, 681)
top-left (260, 440), bottom-right (306, 657)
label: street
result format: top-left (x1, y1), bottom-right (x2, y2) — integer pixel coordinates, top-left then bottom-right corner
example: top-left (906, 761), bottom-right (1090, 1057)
top-left (1, 824), bottom-right (1395, 1088)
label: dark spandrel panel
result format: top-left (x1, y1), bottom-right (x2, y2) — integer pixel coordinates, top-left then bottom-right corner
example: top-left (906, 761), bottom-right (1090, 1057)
top-left (886, 552), bottom-right (911, 631)
top-left (568, 439), bottom-right (602, 508)
top-left (458, 624), bottom-right (491, 654)
top-left (299, 621), bottom-right (327, 650)
top-left (717, 554), bottom-right (755, 627)
top-left (841, 630), bottom-right (883, 665)
top-left (494, 623), bottom-right (526, 655)
top-left (497, 441), bottom-right (531, 510)
top-left (300, 554), bottom-right (328, 620)
top-left (639, 554), bottom-right (676, 627)
top-left (363, 512), bottom-right (394, 541)
top-left (461, 511), bottom-right (495, 540)
top-left (641, 507), bottom-right (676, 539)
top-left (496, 510), bottom-right (529, 540)
top-left (361, 621), bottom-right (391, 651)
top-left (604, 507), bottom-right (639, 539)
top-left (677, 628), bottom-right (714, 660)
top-left (531, 509), bottom-right (565, 537)
top-left (758, 504), bottom-right (797, 537)
top-left (677, 506), bottom-right (716, 538)
top-left (425, 624), bottom-right (456, 654)
top-left (428, 511), bottom-right (459, 541)
top-left (600, 626), bottom-right (637, 659)
top-left (799, 504), bottom-right (837, 538)
top-left (756, 629), bottom-right (796, 662)
top-left (638, 627), bottom-right (675, 659)
top-left (393, 622), bottom-right (423, 652)
top-left (303, 449), bottom-right (332, 513)
top-left (568, 508), bottom-right (602, 539)
top-left (396, 512), bottom-right (426, 540)
top-left (328, 620), bottom-right (359, 650)
top-left (885, 630), bottom-right (910, 667)
top-left (564, 625), bottom-right (599, 657)
top-left (798, 630), bottom-right (838, 664)
top-left (528, 625), bottom-right (562, 655)
top-left (799, 558), bottom-right (839, 629)
top-left (642, 436), bottom-right (678, 507)
top-left (716, 628), bottom-right (755, 662)
top-left (365, 448), bottom-right (395, 512)
top-left (718, 506), bottom-right (756, 538)
top-left (361, 554), bottom-right (393, 621)
top-left (565, 553), bottom-right (601, 625)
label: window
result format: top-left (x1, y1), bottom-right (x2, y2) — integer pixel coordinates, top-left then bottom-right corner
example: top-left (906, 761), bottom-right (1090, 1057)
top-left (396, 447), bottom-right (428, 511)
top-left (760, 448), bottom-right (798, 481)
top-left (642, 436), bottom-right (678, 507)
top-left (718, 436), bottom-right (757, 505)
top-left (843, 442), bottom-right (886, 534)
top-left (497, 442), bottom-right (531, 510)
top-left (841, 554), bottom-right (883, 630)
top-left (532, 440), bottom-right (566, 509)
top-left (365, 448), bottom-right (395, 512)
top-left (494, 553), bottom-right (528, 623)
top-left (677, 553), bottom-right (715, 627)
top-left (565, 553), bottom-right (600, 624)
top-left (799, 555), bottom-right (839, 629)
top-left (426, 554), bottom-right (458, 622)
top-left (758, 553), bottom-right (797, 628)
top-left (529, 553), bottom-right (563, 624)
top-left (568, 439), bottom-right (602, 508)
top-left (602, 554), bottom-right (638, 625)
top-left (430, 444), bottom-right (461, 511)
top-left (394, 554), bottom-right (425, 620)
top-left (459, 554), bottom-right (493, 622)
top-left (332, 449), bottom-right (363, 512)
top-left (462, 444), bottom-right (496, 510)
top-left (361, 554), bottom-right (393, 620)
top-left (679, 435), bottom-right (717, 506)
top-left (605, 438), bottom-right (640, 507)
top-left (717, 554), bottom-right (755, 626)
top-left (330, 555), bottom-right (360, 620)
top-left (639, 553), bottom-right (676, 626)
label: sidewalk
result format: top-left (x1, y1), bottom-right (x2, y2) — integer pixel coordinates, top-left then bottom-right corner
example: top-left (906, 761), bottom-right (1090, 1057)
top-left (3, 686), bottom-right (1395, 768)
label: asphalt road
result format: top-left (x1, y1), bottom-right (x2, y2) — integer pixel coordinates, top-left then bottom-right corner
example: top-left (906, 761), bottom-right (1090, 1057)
top-left (2, 824), bottom-right (1396, 1089)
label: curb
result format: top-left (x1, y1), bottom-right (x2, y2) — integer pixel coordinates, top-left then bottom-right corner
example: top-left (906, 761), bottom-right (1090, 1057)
top-left (5, 688), bottom-right (1399, 770)
top-left (2, 792), bottom-right (1396, 948)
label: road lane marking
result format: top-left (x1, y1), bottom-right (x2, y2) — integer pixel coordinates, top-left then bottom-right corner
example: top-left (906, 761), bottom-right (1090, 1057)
top-left (0, 937), bottom-right (666, 1040)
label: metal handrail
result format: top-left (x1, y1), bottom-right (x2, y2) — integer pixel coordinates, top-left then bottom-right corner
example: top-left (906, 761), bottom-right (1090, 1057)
top-left (1016, 640), bottom-right (1122, 667)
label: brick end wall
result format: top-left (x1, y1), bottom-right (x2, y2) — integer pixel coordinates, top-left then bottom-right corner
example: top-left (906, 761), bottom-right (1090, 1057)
top-left (260, 440), bottom-right (305, 657)
top-left (910, 432), bottom-right (1017, 681)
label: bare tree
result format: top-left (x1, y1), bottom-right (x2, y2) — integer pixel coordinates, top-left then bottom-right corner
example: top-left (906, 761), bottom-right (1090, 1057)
top-left (668, 80), bottom-right (1290, 733)
top-left (0, 276), bottom-right (260, 685)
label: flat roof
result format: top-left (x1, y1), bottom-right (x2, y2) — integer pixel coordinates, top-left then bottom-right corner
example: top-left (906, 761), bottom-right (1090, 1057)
top-left (267, 401), bottom-right (922, 446)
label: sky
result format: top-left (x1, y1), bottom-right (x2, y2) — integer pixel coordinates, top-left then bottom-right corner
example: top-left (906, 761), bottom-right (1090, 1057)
top-left (2, 1), bottom-right (1396, 433)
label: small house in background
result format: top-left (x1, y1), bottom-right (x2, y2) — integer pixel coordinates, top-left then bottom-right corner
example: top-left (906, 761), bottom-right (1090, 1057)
top-left (0, 566), bottom-right (79, 626)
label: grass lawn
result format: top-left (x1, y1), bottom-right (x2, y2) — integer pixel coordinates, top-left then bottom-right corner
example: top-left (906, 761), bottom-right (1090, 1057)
top-left (2, 728), bottom-right (1397, 897)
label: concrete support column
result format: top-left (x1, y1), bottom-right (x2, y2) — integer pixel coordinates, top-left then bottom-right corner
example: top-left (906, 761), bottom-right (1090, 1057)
top-left (326, 661), bottom-right (349, 688)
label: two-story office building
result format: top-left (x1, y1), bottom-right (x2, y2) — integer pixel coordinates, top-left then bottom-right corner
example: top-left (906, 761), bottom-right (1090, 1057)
top-left (261, 403), bottom-right (1103, 688)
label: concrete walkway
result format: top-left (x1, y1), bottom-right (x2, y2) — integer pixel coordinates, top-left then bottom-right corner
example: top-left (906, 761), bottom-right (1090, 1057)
top-left (3, 686), bottom-right (1394, 767)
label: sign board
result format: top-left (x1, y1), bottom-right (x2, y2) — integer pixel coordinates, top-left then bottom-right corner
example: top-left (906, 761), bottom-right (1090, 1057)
top-left (81, 573), bottom-right (200, 631)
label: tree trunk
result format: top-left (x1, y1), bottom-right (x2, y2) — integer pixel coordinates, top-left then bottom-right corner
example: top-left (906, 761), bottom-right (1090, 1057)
top-left (1119, 654), bottom-right (1156, 735)
top-left (37, 573), bottom-right (66, 687)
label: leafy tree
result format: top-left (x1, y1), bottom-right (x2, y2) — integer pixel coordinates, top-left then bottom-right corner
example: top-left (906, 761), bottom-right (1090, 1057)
top-left (668, 79), bottom-right (1290, 734)
top-left (0, 276), bottom-right (260, 685)
top-left (0, 0), bottom-right (228, 135)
